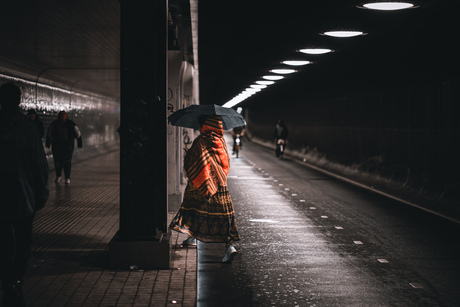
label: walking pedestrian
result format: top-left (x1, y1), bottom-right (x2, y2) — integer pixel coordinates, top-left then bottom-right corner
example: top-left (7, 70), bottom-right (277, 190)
top-left (46, 111), bottom-right (83, 184)
top-left (169, 115), bottom-right (240, 263)
top-left (26, 109), bottom-right (45, 138)
top-left (274, 119), bottom-right (288, 158)
top-left (0, 82), bottom-right (49, 307)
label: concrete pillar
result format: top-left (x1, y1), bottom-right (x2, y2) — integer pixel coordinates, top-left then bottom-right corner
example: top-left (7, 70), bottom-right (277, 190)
top-left (109, 0), bottom-right (170, 270)
top-left (167, 51), bottom-right (184, 211)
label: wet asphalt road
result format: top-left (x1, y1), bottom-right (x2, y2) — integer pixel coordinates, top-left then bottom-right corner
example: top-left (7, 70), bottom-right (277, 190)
top-left (197, 135), bottom-right (460, 307)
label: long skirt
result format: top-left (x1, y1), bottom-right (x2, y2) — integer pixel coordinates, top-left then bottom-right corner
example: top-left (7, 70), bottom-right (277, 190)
top-left (169, 182), bottom-right (240, 243)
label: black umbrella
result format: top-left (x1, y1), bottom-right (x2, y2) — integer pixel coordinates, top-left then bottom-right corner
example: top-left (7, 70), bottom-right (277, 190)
top-left (168, 104), bottom-right (246, 130)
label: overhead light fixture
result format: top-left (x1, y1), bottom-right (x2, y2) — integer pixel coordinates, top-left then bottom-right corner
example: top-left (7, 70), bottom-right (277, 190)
top-left (322, 30), bottom-right (365, 37)
top-left (360, 2), bottom-right (415, 10)
top-left (250, 84), bottom-right (267, 89)
top-left (263, 75), bottom-right (284, 81)
top-left (299, 48), bottom-right (332, 55)
top-left (256, 80), bottom-right (275, 85)
top-left (270, 69), bottom-right (296, 74)
top-left (223, 99), bottom-right (241, 108)
top-left (222, 78), bottom-right (272, 108)
top-left (282, 60), bottom-right (311, 66)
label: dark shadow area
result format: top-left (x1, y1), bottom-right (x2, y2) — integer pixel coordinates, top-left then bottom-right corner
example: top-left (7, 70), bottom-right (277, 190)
top-left (198, 242), bottom-right (255, 306)
top-left (28, 250), bottom-right (110, 275)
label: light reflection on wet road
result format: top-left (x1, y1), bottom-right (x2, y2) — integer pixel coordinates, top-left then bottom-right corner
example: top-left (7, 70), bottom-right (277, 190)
top-left (197, 134), bottom-right (460, 306)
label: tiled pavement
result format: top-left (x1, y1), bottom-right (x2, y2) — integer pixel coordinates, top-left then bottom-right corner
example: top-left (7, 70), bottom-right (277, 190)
top-left (3, 150), bottom-right (197, 307)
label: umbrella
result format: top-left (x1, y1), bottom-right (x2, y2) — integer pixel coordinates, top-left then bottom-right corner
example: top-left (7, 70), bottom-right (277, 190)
top-left (168, 104), bottom-right (246, 130)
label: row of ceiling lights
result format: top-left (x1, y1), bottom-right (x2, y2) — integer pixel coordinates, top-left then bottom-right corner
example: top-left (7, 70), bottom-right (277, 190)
top-left (222, 1), bottom-right (417, 108)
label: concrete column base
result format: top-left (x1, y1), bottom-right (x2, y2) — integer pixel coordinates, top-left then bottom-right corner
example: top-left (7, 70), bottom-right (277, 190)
top-left (109, 231), bottom-right (171, 270)
top-left (168, 194), bottom-right (182, 211)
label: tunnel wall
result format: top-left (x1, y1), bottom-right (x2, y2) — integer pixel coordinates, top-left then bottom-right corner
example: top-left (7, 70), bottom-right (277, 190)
top-left (245, 79), bottom-right (460, 215)
top-left (1, 75), bottom-right (120, 165)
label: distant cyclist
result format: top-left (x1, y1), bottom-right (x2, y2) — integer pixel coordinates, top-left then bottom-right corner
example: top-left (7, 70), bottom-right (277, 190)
top-left (274, 120), bottom-right (288, 159)
top-left (231, 126), bottom-right (245, 155)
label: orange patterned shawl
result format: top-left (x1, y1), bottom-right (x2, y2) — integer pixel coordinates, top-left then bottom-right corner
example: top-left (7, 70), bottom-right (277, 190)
top-left (184, 115), bottom-right (230, 197)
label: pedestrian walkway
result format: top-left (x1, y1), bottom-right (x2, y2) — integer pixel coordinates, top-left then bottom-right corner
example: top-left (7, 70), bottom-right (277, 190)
top-left (2, 150), bottom-right (197, 307)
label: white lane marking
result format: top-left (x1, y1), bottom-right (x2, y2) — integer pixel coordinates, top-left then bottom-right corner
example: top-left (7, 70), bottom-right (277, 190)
top-left (228, 176), bottom-right (271, 180)
top-left (353, 241), bottom-right (363, 245)
top-left (335, 226), bottom-right (344, 230)
top-left (378, 259), bottom-right (389, 263)
top-left (295, 159), bottom-right (460, 224)
top-left (249, 219), bottom-right (280, 223)
top-left (409, 283), bottom-right (424, 289)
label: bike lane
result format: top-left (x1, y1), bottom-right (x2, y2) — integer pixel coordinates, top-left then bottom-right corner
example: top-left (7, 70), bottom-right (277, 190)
top-left (197, 137), bottom-right (395, 306)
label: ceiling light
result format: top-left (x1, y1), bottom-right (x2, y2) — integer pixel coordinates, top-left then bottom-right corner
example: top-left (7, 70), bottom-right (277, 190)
top-left (256, 80), bottom-right (275, 85)
top-left (250, 84), bottom-right (267, 89)
top-left (323, 31), bottom-right (365, 37)
top-left (223, 99), bottom-right (241, 108)
top-left (263, 75), bottom-right (284, 81)
top-left (361, 2), bottom-right (415, 10)
top-left (299, 48), bottom-right (332, 55)
top-left (282, 60), bottom-right (310, 66)
top-left (270, 69), bottom-right (296, 74)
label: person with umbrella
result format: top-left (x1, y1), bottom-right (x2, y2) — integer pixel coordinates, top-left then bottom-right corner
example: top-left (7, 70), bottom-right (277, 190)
top-left (169, 106), bottom-right (243, 263)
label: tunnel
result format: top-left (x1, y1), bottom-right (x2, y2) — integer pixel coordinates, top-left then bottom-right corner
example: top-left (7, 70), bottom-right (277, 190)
top-left (0, 1), bottom-right (459, 306)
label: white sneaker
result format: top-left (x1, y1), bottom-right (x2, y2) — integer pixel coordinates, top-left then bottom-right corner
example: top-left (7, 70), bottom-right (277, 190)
top-left (55, 177), bottom-right (62, 183)
top-left (182, 237), bottom-right (197, 246)
top-left (222, 245), bottom-right (237, 263)
top-left (65, 178), bottom-right (70, 184)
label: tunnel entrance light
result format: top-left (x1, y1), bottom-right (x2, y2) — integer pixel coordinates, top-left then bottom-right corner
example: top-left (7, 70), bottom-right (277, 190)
top-left (263, 75), bottom-right (284, 81)
top-left (282, 60), bottom-right (311, 66)
top-left (360, 2), bottom-right (415, 10)
top-left (322, 31), bottom-right (365, 37)
top-left (299, 48), bottom-right (332, 54)
top-left (270, 69), bottom-right (296, 74)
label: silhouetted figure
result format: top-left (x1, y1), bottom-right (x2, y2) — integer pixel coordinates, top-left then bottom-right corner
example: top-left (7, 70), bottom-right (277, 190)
top-left (274, 120), bottom-right (288, 158)
top-left (0, 82), bottom-right (49, 307)
top-left (46, 111), bottom-right (83, 184)
top-left (27, 109), bottom-right (45, 138)
top-left (231, 126), bottom-right (245, 155)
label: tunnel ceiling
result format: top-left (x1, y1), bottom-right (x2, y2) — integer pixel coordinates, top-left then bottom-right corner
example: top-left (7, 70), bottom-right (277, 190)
top-left (198, 0), bottom-right (460, 108)
top-left (0, 1), bottom-right (120, 101)
top-left (0, 1), bottom-right (458, 108)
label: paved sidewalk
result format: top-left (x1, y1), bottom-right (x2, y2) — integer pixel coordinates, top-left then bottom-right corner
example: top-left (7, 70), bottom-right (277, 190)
top-left (2, 150), bottom-right (197, 307)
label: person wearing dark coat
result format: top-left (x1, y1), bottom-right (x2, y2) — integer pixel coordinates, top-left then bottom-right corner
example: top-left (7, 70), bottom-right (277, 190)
top-left (26, 109), bottom-right (45, 138)
top-left (274, 119), bottom-right (289, 140)
top-left (274, 120), bottom-right (289, 158)
top-left (46, 111), bottom-right (83, 184)
top-left (0, 82), bottom-right (49, 307)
